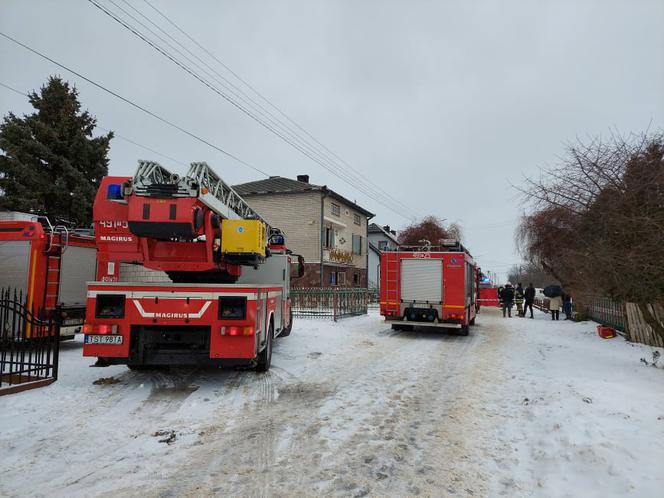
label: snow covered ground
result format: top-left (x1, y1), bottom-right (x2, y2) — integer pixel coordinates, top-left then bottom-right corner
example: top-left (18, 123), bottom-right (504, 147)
top-left (1, 307), bottom-right (662, 497)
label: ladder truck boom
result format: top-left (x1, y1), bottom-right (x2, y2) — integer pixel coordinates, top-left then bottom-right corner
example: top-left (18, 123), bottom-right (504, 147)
top-left (96, 160), bottom-right (281, 283)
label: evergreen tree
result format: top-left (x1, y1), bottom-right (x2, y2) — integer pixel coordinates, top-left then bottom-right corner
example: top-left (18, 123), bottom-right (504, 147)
top-left (0, 76), bottom-right (113, 225)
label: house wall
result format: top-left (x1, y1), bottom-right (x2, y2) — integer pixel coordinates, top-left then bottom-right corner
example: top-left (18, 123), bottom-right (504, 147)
top-left (368, 249), bottom-right (380, 289)
top-left (241, 190), bottom-right (371, 288)
top-left (241, 191), bottom-right (323, 263)
top-left (322, 196), bottom-right (368, 270)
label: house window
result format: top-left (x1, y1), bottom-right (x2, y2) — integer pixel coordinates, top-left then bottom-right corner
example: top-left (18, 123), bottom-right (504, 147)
top-left (325, 226), bottom-right (335, 248)
top-left (353, 213), bottom-right (361, 225)
top-left (337, 272), bottom-right (346, 285)
top-left (352, 234), bottom-right (362, 255)
top-left (331, 203), bottom-right (340, 217)
top-left (378, 240), bottom-right (387, 251)
top-left (329, 271), bottom-right (337, 285)
top-left (353, 272), bottom-right (360, 286)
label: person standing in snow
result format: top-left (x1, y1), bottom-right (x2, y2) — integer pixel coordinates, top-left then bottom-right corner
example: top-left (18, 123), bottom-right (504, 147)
top-left (562, 292), bottom-right (573, 320)
top-left (548, 294), bottom-right (562, 320)
top-left (501, 283), bottom-right (515, 317)
top-left (524, 283), bottom-right (536, 319)
top-left (497, 285), bottom-right (504, 308)
top-left (515, 283), bottom-right (525, 317)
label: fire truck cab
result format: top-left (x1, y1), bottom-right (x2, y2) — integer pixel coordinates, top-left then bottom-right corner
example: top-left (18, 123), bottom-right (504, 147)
top-left (379, 241), bottom-right (478, 335)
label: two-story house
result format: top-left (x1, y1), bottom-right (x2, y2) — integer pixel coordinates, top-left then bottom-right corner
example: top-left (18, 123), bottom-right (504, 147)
top-left (232, 175), bottom-right (374, 287)
top-left (367, 223), bottom-right (400, 290)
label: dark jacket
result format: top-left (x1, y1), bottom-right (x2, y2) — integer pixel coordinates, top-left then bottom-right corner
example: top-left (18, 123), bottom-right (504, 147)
top-left (515, 286), bottom-right (524, 302)
top-left (524, 286), bottom-right (536, 302)
top-left (502, 287), bottom-right (515, 303)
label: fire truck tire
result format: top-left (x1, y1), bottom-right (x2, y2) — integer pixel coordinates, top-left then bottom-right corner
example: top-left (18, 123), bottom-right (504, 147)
top-left (128, 364), bottom-right (152, 371)
top-left (458, 310), bottom-right (470, 336)
top-left (280, 309), bottom-right (293, 337)
top-left (256, 320), bottom-right (274, 372)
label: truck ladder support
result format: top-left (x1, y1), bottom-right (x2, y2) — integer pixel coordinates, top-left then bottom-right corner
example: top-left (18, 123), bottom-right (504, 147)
top-left (187, 162), bottom-right (267, 224)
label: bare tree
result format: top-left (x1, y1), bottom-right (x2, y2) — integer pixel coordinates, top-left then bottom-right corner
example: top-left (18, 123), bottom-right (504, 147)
top-left (507, 262), bottom-right (551, 288)
top-left (398, 216), bottom-right (457, 246)
top-left (517, 131), bottom-right (664, 340)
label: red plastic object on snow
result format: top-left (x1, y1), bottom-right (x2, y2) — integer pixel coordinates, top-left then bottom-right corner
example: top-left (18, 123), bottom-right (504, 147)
top-left (597, 325), bottom-right (616, 339)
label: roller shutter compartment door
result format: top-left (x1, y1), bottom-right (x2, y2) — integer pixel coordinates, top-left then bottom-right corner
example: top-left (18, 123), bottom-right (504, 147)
top-left (0, 241), bottom-right (31, 295)
top-left (400, 259), bottom-right (443, 303)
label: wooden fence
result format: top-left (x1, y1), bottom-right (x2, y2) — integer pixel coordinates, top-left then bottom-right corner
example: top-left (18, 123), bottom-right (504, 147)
top-left (623, 302), bottom-right (664, 348)
top-left (582, 296), bottom-right (664, 348)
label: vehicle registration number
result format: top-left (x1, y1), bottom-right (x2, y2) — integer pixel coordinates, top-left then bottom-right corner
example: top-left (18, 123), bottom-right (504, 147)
top-left (84, 335), bottom-right (123, 345)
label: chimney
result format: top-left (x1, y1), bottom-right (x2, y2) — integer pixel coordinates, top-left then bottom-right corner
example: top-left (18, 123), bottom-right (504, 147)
top-left (297, 174), bottom-right (309, 183)
top-left (383, 225), bottom-right (390, 233)
top-left (391, 230), bottom-right (396, 235)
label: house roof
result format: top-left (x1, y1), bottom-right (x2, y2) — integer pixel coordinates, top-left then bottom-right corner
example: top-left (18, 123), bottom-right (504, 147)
top-left (233, 176), bottom-right (375, 218)
top-left (368, 222), bottom-right (400, 245)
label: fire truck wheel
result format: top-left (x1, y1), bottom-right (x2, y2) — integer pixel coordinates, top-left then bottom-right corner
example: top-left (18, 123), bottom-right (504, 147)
top-left (128, 364), bottom-right (152, 371)
top-left (280, 309), bottom-right (293, 337)
top-left (256, 320), bottom-right (274, 372)
top-left (458, 310), bottom-right (470, 336)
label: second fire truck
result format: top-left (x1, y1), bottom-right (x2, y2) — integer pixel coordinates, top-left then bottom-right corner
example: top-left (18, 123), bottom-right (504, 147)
top-left (379, 240), bottom-right (479, 335)
top-left (0, 213), bottom-right (96, 339)
top-left (83, 161), bottom-right (303, 371)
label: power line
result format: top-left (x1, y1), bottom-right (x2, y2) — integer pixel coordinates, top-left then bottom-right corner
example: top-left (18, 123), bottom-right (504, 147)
top-left (0, 80), bottom-right (188, 167)
top-left (87, 0), bottom-right (418, 220)
top-left (140, 0), bottom-right (417, 218)
top-left (0, 31), bottom-right (270, 177)
top-left (0, 81), bottom-right (26, 97)
top-left (89, 0), bottom-right (415, 219)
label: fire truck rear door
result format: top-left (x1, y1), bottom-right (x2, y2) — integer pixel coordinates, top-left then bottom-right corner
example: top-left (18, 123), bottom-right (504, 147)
top-left (58, 245), bottom-right (97, 308)
top-left (0, 241), bottom-right (31, 295)
top-left (400, 259), bottom-right (443, 303)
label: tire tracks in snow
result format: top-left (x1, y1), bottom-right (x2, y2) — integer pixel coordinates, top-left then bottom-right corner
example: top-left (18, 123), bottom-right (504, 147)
top-left (125, 318), bottom-right (502, 497)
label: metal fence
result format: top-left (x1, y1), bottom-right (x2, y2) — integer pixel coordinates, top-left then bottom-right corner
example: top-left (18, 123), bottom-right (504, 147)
top-left (291, 287), bottom-right (369, 320)
top-left (1, 288), bottom-right (59, 395)
top-left (367, 287), bottom-right (380, 310)
top-left (583, 296), bottom-right (626, 332)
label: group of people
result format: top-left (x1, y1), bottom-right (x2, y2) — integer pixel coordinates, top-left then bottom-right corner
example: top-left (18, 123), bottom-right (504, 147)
top-left (497, 283), bottom-right (572, 320)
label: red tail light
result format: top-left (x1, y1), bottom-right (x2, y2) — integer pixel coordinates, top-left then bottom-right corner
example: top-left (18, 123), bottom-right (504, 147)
top-left (83, 323), bottom-right (118, 334)
top-left (220, 326), bottom-right (254, 336)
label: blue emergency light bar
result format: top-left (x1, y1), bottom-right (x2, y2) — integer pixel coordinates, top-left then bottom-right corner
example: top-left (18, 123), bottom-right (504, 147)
top-left (106, 183), bottom-right (123, 200)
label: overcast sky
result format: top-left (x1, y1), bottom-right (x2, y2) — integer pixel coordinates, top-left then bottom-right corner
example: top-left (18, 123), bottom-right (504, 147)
top-left (1, 0), bottom-right (663, 281)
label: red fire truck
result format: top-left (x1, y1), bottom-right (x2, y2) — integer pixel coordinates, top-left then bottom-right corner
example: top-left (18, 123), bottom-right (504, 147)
top-left (379, 241), bottom-right (478, 335)
top-left (0, 213), bottom-right (96, 339)
top-left (82, 161), bottom-right (303, 371)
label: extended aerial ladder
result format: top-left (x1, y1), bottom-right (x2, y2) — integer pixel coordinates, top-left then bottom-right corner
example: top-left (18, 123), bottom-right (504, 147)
top-left (95, 160), bottom-right (285, 283)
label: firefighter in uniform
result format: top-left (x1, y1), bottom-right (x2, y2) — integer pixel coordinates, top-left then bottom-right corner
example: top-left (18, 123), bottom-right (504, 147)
top-left (501, 283), bottom-right (515, 318)
top-left (515, 283), bottom-right (525, 317)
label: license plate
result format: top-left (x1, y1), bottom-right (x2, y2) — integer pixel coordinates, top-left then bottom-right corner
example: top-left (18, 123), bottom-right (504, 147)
top-left (84, 335), bottom-right (123, 345)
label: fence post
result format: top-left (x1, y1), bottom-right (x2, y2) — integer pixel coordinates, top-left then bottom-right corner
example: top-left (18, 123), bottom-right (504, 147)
top-left (333, 287), bottom-right (338, 322)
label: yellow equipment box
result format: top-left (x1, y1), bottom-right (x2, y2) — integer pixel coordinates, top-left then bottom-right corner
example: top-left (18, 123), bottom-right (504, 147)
top-left (221, 219), bottom-right (267, 265)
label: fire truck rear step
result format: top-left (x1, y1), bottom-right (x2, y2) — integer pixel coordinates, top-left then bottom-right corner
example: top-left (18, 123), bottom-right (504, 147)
top-left (129, 325), bottom-right (211, 366)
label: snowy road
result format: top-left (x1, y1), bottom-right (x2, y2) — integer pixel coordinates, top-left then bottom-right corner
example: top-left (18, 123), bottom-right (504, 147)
top-left (1, 308), bottom-right (663, 497)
